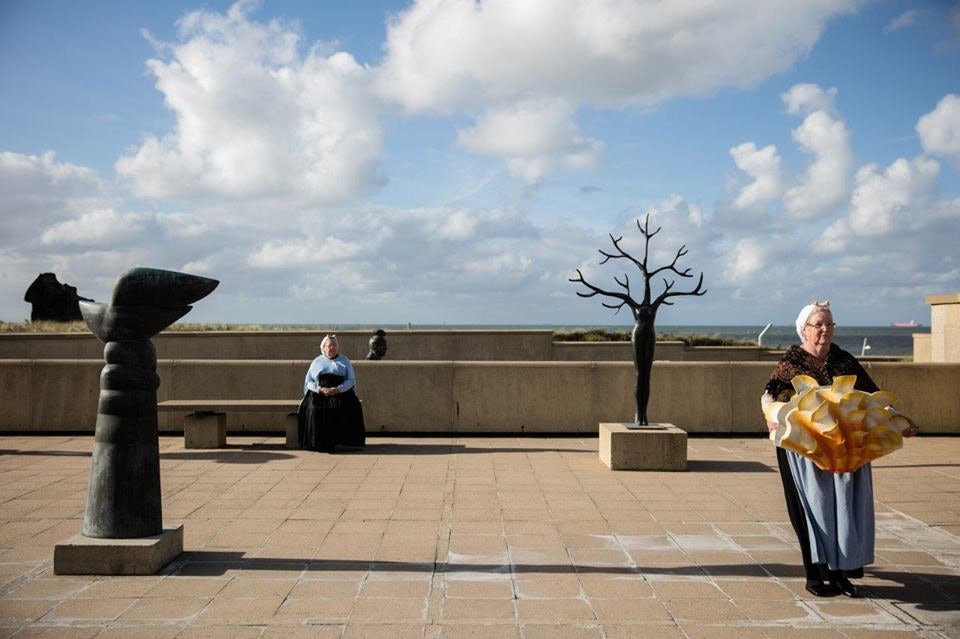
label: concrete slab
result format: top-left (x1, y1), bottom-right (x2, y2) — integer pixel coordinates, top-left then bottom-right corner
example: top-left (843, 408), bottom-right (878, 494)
top-left (53, 525), bottom-right (184, 575)
top-left (598, 422), bottom-right (687, 470)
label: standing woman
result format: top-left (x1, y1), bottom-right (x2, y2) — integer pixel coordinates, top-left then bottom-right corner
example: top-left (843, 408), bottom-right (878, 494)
top-left (299, 334), bottom-right (366, 452)
top-left (761, 302), bottom-right (918, 597)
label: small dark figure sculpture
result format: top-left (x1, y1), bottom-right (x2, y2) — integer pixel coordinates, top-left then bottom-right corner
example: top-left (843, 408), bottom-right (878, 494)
top-left (366, 329), bottom-right (387, 360)
top-left (80, 267), bottom-right (218, 538)
top-left (24, 272), bottom-right (92, 321)
top-left (570, 214), bottom-right (706, 425)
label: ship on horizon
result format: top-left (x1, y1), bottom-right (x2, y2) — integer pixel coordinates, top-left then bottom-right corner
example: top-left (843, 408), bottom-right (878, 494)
top-left (890, 320), bottom-right (921, 328)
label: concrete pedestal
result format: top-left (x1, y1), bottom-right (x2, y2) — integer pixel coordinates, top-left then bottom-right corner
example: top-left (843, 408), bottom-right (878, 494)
top-left (285, 413), bottom-right (298, 449)
top-left (184, 412), bottom-right (226, 448)
top-left (54, 525), bottom-right (183, 575)
top-left (599, 422), bottom-right (687, 471)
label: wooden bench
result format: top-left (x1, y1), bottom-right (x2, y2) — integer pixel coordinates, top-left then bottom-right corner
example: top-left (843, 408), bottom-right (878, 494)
top-left (157, 400), bottom-right (301, 449)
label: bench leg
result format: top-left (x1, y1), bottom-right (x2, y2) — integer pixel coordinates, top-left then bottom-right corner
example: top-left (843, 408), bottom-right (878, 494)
top-left (285, 413), bottom-right (299, 449)
top-left (184, 413), bottom-right (226, 449)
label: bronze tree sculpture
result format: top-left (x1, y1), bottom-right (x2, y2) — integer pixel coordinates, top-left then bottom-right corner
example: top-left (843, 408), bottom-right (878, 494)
top-left (570, 214), bottom-right (706, 425)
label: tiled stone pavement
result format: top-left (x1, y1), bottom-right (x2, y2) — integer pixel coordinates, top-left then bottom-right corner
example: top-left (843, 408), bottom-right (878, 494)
top-left (0, 434), bottom-right (958, 638)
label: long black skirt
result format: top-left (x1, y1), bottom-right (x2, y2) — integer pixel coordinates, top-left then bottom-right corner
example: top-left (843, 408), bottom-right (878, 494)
top-left (776, 447), bottom-right (863, 581)
top-left (298, 389), bottom-right (365, 452)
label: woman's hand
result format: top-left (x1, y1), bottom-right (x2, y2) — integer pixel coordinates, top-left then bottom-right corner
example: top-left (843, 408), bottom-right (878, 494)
top-left (901, 416), bottom-right (919, 438)
top-left (766, 420), bottom-right (779, 433)
top-left (320, 386), bottom-right (339, 396)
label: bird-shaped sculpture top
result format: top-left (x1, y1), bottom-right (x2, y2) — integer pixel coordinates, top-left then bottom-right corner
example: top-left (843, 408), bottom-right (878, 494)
top-left (80, 267), bottom-right (219, 342)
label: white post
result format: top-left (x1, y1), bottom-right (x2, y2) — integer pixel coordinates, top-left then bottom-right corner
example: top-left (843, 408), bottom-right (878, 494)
top-left (757, 323), bottom-right (772, 347)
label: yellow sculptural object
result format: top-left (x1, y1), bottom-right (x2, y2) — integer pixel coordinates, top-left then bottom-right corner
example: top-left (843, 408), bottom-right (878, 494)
top-left (764, 375), bottom-right (908, 473)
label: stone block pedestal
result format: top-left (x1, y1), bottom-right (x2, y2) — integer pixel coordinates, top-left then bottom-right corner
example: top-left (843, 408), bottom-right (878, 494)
top-left (184, 412), bottom-right (226, 449)
top-left (54, 525), bottom-right (183, 575)
top-left (599, 422), bottom-right (687, 471)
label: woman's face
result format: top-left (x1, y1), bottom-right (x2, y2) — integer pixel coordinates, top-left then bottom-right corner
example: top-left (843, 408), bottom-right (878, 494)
top-left (322, 339), bottom-right (339, 358)
top-left (803, 309), bottom-right (835, 348)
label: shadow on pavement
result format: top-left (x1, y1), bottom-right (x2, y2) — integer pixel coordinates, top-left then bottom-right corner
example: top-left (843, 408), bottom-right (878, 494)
top-left (0, 449), bottom-right (91, 457)
top-left (685, 459), bottom-right (774, 473)
top-left (170, 553), bottom-right (960, 609)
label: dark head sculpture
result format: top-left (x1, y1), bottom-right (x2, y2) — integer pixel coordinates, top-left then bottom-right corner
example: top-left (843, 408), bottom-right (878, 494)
top-left (367, 329), bottom-right (388, 360)
top-left (80, 267), bottom-right (219, 342)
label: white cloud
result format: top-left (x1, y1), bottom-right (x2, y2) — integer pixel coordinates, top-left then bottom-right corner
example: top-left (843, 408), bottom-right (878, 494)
top-left (41, 209), bottom-right (152, 247)
top-left (816, 218), bottom-right (851, 253)
top-left (917, 93), bottom-right (960, 167)
top-left (376, 0), bottom-right (861, 112)
top-left (729, 142), bottom-right (782, 211)
top-left (884, 10), bottom-right (920, 32)
top-left (239, 205), bottom-right (555, 315)
top-left (781, 85), bottom-right (852, 219)
top-left (725, 238), bottom-right (770, 283)
top-left (248, 236), bottom-right (366, 268)
top-left (156, 212), bottom-right (210, 239)
top-left (116, 2), bottom-right (384, 208)
top-left (0, 151), bottom-right (106, 243)
top-left (457, 99), bottom-right (602, 183)
top-left (375, 0), bottom-right (860, 178)
top-left (847, 156), bottom-right (940, 237)
top-left (782, 83), bottom-right (838, 117)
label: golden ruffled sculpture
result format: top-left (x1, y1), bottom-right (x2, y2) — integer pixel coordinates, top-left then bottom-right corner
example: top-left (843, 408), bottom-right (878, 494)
top-left (763, 374), bottom-right (909, 473)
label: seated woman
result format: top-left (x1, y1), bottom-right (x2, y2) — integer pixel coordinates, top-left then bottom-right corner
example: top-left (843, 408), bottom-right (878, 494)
top-left (298, 334), bottom-right (365, 452)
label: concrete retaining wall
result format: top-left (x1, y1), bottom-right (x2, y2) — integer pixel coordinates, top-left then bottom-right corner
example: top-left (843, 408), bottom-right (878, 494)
top-left (2, 359), bottom-right (957, 434)
top-left (0, 331), bottom-right (782, 362)
top-left (927, 292), bottom-right (960, 363)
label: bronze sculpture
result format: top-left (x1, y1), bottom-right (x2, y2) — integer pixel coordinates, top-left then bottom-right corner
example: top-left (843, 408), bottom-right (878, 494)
top-left (79, 267), bottom-right (218, 538)
top-left (24, 272), bottom-right (92, 321)
top-left (366, 329), bottom-right (387, 360)
top-left (570, 214), bottom-right (706, 425)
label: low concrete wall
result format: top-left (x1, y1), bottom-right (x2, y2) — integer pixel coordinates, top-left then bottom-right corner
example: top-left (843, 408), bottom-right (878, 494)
top-left (2, 359), bottom-right (957, 434)
top-left (927, 292), bottom-right (960, 363)
top-left (0, 331), bottom-right (556, 361)
top-left (0, 331), bottom-right (783, 362)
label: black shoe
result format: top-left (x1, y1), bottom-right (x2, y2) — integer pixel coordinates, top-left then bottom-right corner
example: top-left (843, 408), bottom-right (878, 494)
top-left (831, 575), bottom-right (860, 598)
top-left (805, 581), bottom-right (841, 597)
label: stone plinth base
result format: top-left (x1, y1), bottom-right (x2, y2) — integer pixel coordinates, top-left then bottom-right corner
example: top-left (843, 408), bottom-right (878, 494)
top-left (54, 525), bottom-right (183, 575)
top-left (185, 412), bottom-right (226, 448)
top-left (599, 422), bottom-right (687, 471)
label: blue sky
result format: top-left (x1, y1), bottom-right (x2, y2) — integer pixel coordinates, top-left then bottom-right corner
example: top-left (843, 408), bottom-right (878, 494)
top-left (1, 0), bottom-right (958, 327)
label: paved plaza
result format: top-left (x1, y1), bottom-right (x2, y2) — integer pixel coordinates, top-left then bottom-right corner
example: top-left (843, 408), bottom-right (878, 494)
top-left (0, 434), bottom-right (958, 638)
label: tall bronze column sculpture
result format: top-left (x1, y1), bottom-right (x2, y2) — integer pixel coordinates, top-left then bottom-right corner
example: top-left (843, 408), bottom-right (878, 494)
top-left (79, 267), bottom-right (218, 538)
top-left (571, 215), bottom-right (705, 425)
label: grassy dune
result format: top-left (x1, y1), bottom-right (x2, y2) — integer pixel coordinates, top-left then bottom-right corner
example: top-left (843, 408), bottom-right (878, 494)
top-left (2, 321), bottom-right (759, 346)
top-left (0, 321), bottom-right (267, 333)
top-left (552, 328), bottom-right (757, 346)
